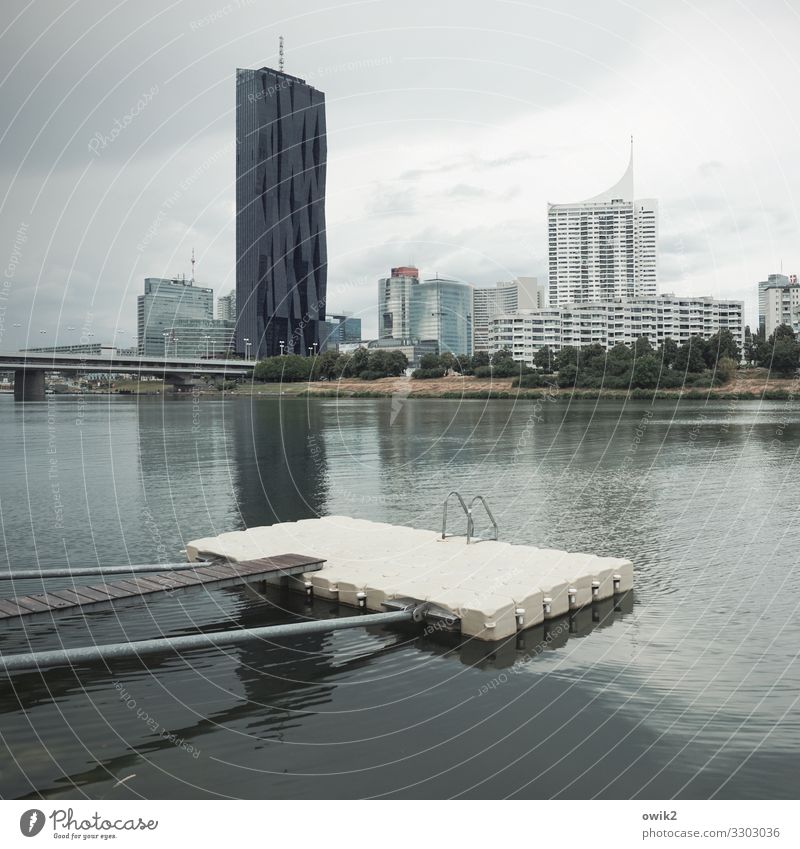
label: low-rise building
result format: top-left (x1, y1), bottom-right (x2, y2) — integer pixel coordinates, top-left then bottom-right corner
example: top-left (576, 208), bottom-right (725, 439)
top-left (488, 295), bottom-right (744, 365)
top-left (366, 338), bottom-right (438, 368)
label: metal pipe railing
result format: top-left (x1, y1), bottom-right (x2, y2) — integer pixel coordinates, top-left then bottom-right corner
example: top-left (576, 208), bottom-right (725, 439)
top-left (0, 563), bottom-right (204, 581)
top-left (0, 607), bottom-right (425, 673)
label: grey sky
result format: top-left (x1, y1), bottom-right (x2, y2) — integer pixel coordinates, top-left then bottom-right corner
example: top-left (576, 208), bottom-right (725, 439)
top-left (1, 0), bottom-right (798, 348)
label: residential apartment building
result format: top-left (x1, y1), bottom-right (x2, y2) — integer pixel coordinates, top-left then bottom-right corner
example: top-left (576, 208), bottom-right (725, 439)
top-left (488, 296), bottom-right (744, 365)
top-left (547, 146), bottom-right (658, 305)
top-left (472, 277), bottom-right (545, 352)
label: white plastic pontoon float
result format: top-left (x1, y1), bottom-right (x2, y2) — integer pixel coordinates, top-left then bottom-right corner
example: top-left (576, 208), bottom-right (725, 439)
top-left (186, 496), bottom-right (633, 643)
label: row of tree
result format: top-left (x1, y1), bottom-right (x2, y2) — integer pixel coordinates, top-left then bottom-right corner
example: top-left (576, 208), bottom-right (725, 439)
top-left (412, 350), bottom-right (525, 378)
top-left (518, 331), bottom-right (741, 389)
top-left (251, 326), bottom-right (800, 386)
top-left (252, 348), bottom-right (408, 382)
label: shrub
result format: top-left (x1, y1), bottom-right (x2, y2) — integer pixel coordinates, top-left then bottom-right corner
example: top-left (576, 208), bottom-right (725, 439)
top-left (411, 367), bottom-right (446, 379)
top-left (513, 373), bottom-right (552, 388)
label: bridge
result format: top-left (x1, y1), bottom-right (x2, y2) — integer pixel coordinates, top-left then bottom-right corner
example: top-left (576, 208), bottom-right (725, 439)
top-left (0, 351), bottom-right (256, 400)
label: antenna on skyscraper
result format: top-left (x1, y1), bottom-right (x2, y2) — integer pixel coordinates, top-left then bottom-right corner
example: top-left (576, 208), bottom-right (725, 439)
top-left (279, 35), bottom-right (284, 72)
top-left (191, 248), bottom-right (195, 284)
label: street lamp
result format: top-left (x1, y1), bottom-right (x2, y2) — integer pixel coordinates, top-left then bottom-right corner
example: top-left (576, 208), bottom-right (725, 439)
top-left (244, 337), bottom-right (251, 360)
top-left (279, 340), bottom-right (285, 356)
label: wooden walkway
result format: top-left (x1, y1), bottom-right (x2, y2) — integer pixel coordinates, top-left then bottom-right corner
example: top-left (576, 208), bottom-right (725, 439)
top-left (0, 554), bottom-right (324, 621)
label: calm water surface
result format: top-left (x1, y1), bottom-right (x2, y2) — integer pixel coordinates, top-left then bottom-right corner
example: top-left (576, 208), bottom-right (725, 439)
top-left (0, 392), bottom-right (798, 799)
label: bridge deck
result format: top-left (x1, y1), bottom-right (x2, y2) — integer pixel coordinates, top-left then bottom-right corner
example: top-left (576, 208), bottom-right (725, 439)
top-left (0, 554), bottom-right (324, 620)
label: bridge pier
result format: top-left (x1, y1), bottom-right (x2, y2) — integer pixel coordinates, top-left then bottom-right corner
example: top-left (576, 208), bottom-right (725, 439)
top-left (163, 374), bottom-right (204, 393)
top-left (13, 369), bottom-right (45, 401)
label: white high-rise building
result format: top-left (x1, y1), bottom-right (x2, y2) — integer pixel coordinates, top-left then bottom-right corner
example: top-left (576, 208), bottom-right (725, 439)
top-left (472, 277), bottom-right (546, 352)
top-left (764, 277), bottom-right (800, 337)
top-left (488, 296), bottom-right (743, 365)
top-left (217, 290), bottom-right (237, 322)
top-left (547, 145), bottom-right (657, 306)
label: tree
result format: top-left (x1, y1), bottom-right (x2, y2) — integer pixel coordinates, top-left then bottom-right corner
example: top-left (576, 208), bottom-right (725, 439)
top-left (344, 347), bottom-right (369, 377)
top-left (556, 363), bottom-right (577, 387)
top-left (470, 351), bottom-right (490, 370)
top-left (253, 354), bottom-right (312, 382)
top-left (533, 345), bottom-right (554, 372)
top-left (607, 343), bottom-right (633, 376)
top-left (555, 346), bottom-right (579, 372)
top-left (438, 352), bottom-right (456, 374)
top-left (453, 354), bottom-right (473, 374)
top-left (631, 354), bottom-right (661, 388)
top-left (312, 350), bottom-right (342, 381)
top-left (757, 325), bottom-right (799, 374)
top-left (419, 352), bottom-right (441, 371)
top-left (674, 337), bottom-right (706, 374)
top-left (387, 350), bottom-right (409, 375)
top-left (491, 348), bottom-right (514, 366)
top-left (581, 343), bottom-right (607, 375)
top-left (703, 329), bottom-right (741, 369)
top-left (633, 336), bottom-right (654, 357)
top-left (657, 338), bottom-right (679, 370)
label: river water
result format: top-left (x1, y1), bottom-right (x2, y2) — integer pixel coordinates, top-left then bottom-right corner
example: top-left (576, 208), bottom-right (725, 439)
top-left (0, 392), bottom-right (798, 799)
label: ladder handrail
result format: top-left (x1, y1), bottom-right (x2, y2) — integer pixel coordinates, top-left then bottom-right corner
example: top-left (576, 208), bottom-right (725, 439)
top-left (468, 495), bottom-right (498, 542)
top-left (442, 491), bottom-right (472, 542)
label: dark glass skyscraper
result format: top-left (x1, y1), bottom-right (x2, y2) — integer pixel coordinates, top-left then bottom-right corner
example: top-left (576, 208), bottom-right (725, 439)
top-left (235, 67), bottom-right (327, 358)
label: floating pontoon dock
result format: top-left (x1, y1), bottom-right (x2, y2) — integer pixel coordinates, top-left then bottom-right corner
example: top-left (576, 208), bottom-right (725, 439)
top-left (187, 514), bottom-right (634, 642)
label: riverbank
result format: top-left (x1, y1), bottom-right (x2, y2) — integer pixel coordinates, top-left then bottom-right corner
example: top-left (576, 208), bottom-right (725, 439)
top-left (229, 370), bottom-right (800, 401)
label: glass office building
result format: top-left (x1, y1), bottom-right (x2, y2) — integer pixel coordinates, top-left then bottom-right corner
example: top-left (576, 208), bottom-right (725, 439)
top-left (378, 267), bottom-right (472, 356)
top-left (162, 318), bottom-right (235, 358)
top-left (235, 66), bottom-right (327, 358)
top-left (137, 277), bottom-right (214, 356)
top-left (413, 277), bottom-right (473, 356)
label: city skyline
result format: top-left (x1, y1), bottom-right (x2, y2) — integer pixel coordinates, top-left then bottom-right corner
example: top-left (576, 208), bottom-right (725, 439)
top-left (0, 1), bottom-right (796, 349)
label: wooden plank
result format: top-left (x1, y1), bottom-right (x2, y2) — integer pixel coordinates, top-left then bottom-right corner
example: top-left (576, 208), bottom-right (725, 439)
top-left (194, 564), bottom-right (238, 580)
top-left (11, 595), bottom-right (53, 613)
top-left (127, 576), bottom-right (172, 592)
top-left (190, 567), bottom-right (232, 582)
top-left (0, 599), bottom-right (29, 616)
top-left (66, 585), bottom-right (114, 602)
top-left (30, 592), bottom-right (78, 609)
top-left (52, 589), bottom-right (98, 606)
top-left (112, 579), bottom-right (161, 595)
top-left (86, 583), bottom-right (136, 600)
top-left (143, 574), bottom-right (191, 590)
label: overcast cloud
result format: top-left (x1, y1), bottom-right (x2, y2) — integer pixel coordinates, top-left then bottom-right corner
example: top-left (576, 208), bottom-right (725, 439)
top-left (1, 0), bottom-right (798, 346)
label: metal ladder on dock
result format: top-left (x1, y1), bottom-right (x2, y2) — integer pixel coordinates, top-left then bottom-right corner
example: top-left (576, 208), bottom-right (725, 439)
top-left (441, 491), bottom-right (498, 544)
